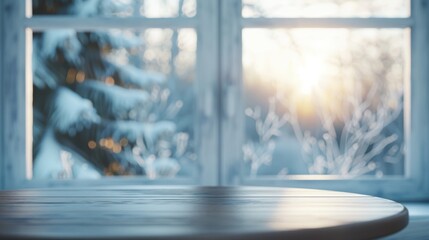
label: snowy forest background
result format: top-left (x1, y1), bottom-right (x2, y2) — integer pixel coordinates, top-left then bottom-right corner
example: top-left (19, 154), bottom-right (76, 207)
top-left (32, 0), bottom-right (406, 180)
top-left (242, 0), bottom-right (407, 178)
top-left (33, 0), bottom-right (198, 179)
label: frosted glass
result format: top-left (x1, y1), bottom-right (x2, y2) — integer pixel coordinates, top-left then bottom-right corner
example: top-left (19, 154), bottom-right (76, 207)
top-left (32, 0), bottom-right (196, 18)
top-left (242, 28), bottom-right (409, 178)
top-left (243, 0), bottom-right (410, 18)
top-left (32, 29), bottom-right (197, 179)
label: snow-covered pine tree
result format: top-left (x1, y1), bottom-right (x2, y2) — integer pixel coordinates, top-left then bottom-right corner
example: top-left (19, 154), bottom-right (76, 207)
top-left (32, 0), bottom-right (194, 179)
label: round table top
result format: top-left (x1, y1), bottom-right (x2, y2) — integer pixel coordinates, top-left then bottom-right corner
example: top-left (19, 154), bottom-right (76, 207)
top-left (0, 186), bottom-right (408, 240)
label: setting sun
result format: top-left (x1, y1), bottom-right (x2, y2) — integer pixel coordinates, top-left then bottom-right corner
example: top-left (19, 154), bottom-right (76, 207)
top-left (297, 60), bottom-right (323, 96)
top-left (243, 28), bottom-right (406, 121)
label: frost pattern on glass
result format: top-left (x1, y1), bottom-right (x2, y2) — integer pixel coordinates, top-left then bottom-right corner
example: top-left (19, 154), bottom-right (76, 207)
top-left (242, 0), bottom-right (410, 18)
top-left (32, 27), bottom-right (197, 179)
top-left (243, 28), bottom-right (408, 178)
top-left (32, 0), bottom-right (196, 18)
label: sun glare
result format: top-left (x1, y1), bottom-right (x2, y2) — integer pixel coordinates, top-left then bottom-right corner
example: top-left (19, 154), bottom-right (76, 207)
top-left (242, 29), bottom-right (337, 102)
top-left (243, 28), bottom-right (406, 123)
top-left (297, 60), bottom-right (323, 96)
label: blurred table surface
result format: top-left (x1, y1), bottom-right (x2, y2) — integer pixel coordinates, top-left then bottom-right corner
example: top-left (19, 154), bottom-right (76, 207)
top-left (0, 186), bottom-right (408, 240)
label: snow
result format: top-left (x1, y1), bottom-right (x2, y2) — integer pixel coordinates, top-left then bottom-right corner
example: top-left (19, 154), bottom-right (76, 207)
top-left (102, 120), bottom-right (176, 145)
top-left (75, 81), bottom-right (151, 120)
top-left (48, 87), bottom-right (100, 136)
top-left (101, 120), bottom-right (147, 143)
top-left (32, 0), bottom-right (194, 180)
top-left (96, 120), bottom-right (180, 178)
top-left (40, 30), bottom-right (81, 65)
top-left (145, 121), bottom-right (177, 140)
top-left (33, 52), bottom-right (58, 88)
top-left (149, 157), bottom-right (181, 178)
top-left (70, 0), bottom-right (134, 17)
top-left (92, 31), bottom-right (140, 49)
top-left (69, 0), bottom-right (101, 16)
top-left (33, 128), bottom-right (101, 179)
top-left (145, 121), bottom-right (178, 150)
top-left (116, 64), bottom-right (166, 88)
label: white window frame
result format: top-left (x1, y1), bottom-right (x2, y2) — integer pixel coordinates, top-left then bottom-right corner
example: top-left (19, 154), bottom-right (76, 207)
top-left (0, 0), bottom-right (220, 188)
top-left (219, 0), bottom-right (429, 201)
top-left (1, 0), bottom-right (428, 201)
top-left (0, 0), bottom-right (3, 190)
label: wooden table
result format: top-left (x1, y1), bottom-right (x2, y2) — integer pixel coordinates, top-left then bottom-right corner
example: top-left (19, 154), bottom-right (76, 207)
top-left (0, 186), bottom-right (408, 239)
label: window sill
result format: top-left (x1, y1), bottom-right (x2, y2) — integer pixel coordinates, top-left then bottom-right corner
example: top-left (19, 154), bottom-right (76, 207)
top-left (383, 202), bottom-right (429, 239)
top-left (404, 203), bottom-right (429, 217)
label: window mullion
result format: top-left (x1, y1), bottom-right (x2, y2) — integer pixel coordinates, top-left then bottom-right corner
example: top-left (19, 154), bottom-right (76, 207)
top-left (196, 0), bottom-right (221, 185)
top-left (2, 0), bottom-right (27, 189)
top-left (409, 0), bottom-right (429, 196)
top-left (25, 16), bottom-right (198, 30)
top-left (242, 17), bottom-right (414, 28)
top-left (220, 0), bottom-right (243, 186)
top-left (0, 0), bottom-right (4, 189)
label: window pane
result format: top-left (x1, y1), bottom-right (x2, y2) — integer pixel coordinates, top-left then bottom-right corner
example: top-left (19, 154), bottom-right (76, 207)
top-left (32, 0), bottom-right (196, 18)
top-left (242, 0), bottom-right (410, 18)
top-left (32, 28), bottom-right (197, 179)
top-left (242, 28), bottom-right (409, 178)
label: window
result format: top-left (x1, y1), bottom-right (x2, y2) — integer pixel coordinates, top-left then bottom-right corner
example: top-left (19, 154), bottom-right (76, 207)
top-left (2, 0), bottom-right (219, 187)
top-left (1, 0), bottom-right (428, 201)
top-left (223, 0), bottom-right (429, 200)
